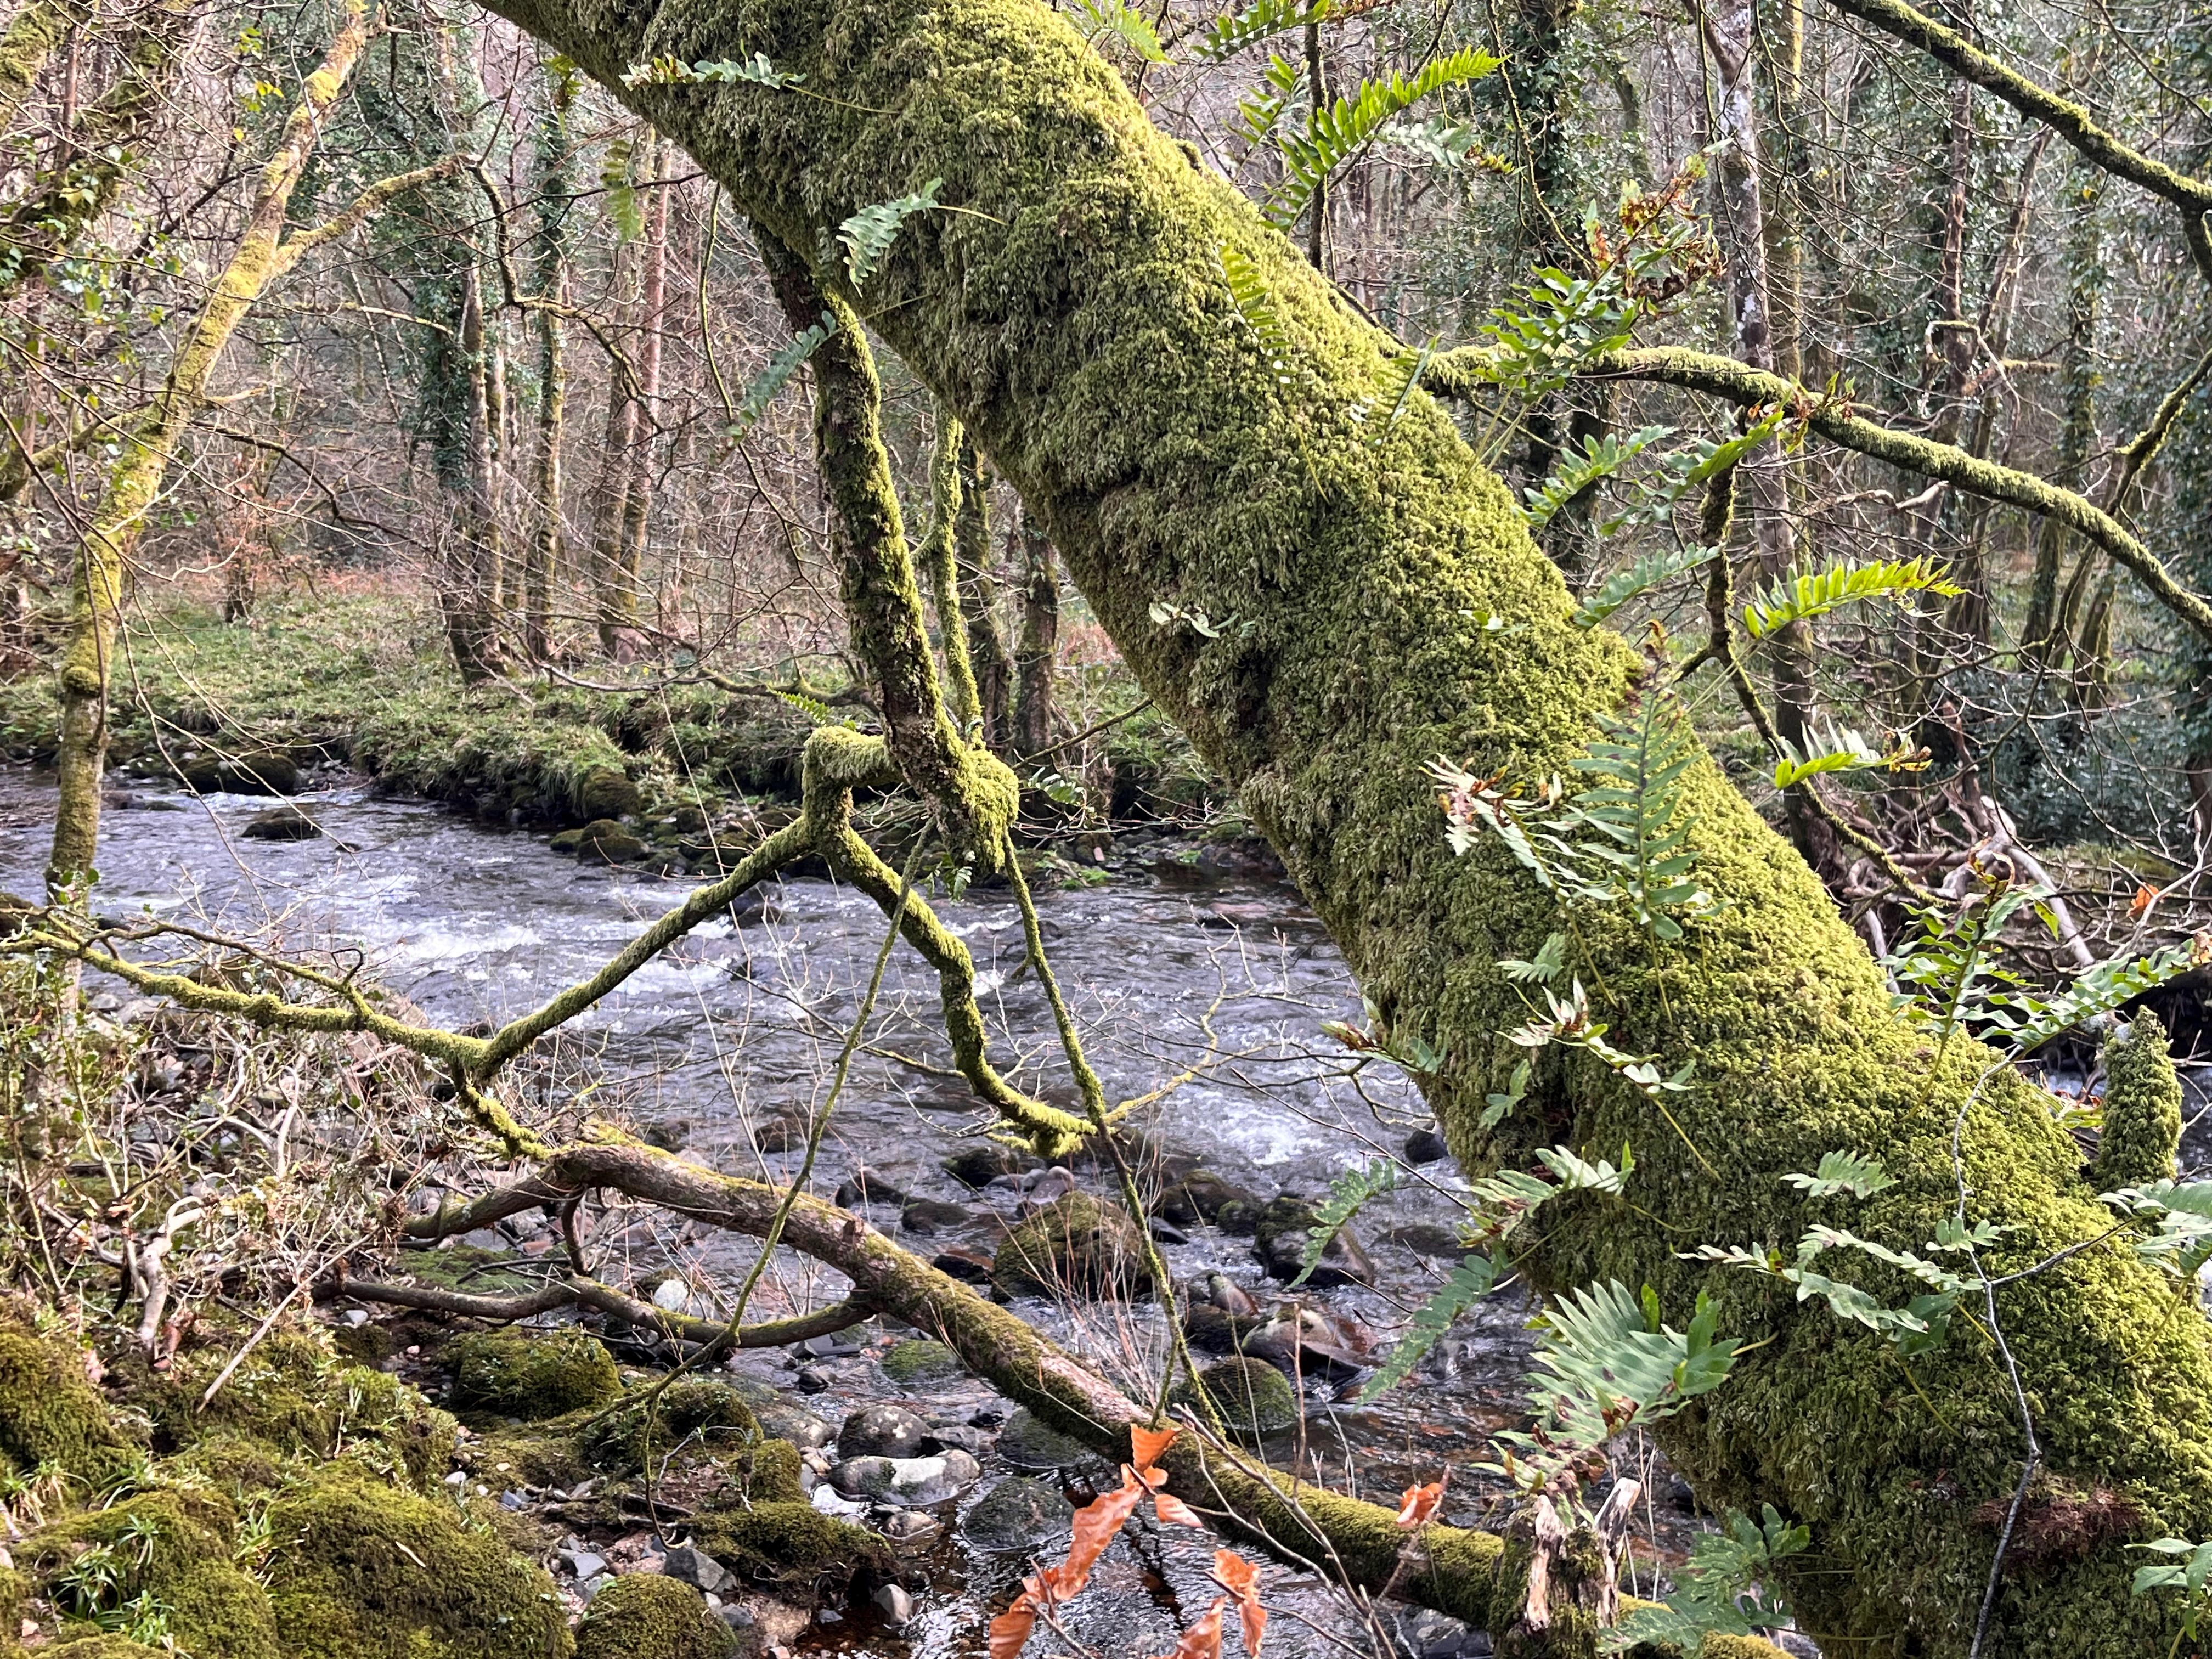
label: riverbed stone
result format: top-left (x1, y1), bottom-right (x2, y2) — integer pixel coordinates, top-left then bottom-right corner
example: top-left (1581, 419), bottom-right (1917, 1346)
top-left (900, 1198), bottom-right (976, 1234)
top-left (962, 1476), bottom-right (1075, 1553)
top-left (835, 1167), bottom-right (906, 1207)
top-left (879, 1339), bottom-right (963, 1387)
top-left (991, 1193), bottom-right (1146, 1300)
top-left (754, 1401), bottom-right (830, 1450)
top-left (1158, 1169), bottom-right (1261, 1226)
top-left (829, 1449), bottom-right (979, 1505)
top-left (242, 805), bottom-right (322, 841)
top-left (1403, 1127), bottom-right (1451, 1165)
top-left (930, 1245), bottom-right (995, 1284)
top-left (178, 750), bottom-right (298, 795)
top-left (576, 765), bottom-right (644, 822)
top-left (995, 1407), bottom-right (1102, 1472)
top-left (943, 1146), bottom-right (1041, 1188)
top-left (1175, 1357), bottom-right (1299, 1440)
top-left (577, 818), bottom-right (648, 864)
top-left (576, 1570), bottom-right (745, 1659)
top-left (839, 1403), bottom-right (927, 1459)
top-left (1252, 1195), bottom-right (1375, 1287)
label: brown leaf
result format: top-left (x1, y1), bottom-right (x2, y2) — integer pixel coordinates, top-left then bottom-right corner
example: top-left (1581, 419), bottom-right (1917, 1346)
top-left (1212, 1550), bottom-right (1265, 1656)
top-left (1395, 1481), bottom-right (1443, 1529)
top-left (1151, 1599), bottom-right (1225, 1659)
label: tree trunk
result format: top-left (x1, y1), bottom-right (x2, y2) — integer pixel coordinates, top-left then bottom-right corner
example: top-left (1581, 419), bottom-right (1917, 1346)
top-left (526, 60), bottom-right (575, 663)
top-left (476, 0), bottom-right (2212, 1647)
top-left (1012, 503), bottom-right (1060, 759)
top-left (444, 263), bottom-right (507, 681)
top-left (48, 1), bottom-right (378, 896)
top-left (616, 132), bottom-right (669, 641)
top-left (2022, 178), bottom-right (2102, 669)
top-left (956, 435), bottom-right (1012, 750)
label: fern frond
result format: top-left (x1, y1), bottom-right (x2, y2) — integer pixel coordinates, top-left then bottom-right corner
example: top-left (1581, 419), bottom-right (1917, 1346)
top-left (838, 179), bottom-right (943, 286)
top-left (1567, 689), bottom-right (1712, 940)
top-left (770, 687), bottom-right (849, 727)
top-left (1220, 245), bottom-right (1294, 387)
top-left (1742, 556), bottom-right (1962, 638)
top-left (1464, 267), bottom-right (1639, 396)
top-left (1071, 0), bottom-right (1166, 61)
top-left (1230, 53), bottom-right (1304, 145)
top-left (727, 311), bottom-right (837, 441)
top-left (1192, 0), bottom-right (1328, 61)
top-left (620, 52), bottom-right (803, 87)
top-left (1357, 1252), bottom-right (1499, 1398)
top-left (1524, 423), bottom-right (1673, 531)
top-left (1351, 338), bottom-right (1435, 443)
top-left (1782, 1151), bottom-right (1897, 1200)
top-left (1291, 1159), bottom-right (1397, 1285)
top-left (1267, 47), bottom-right (1500, 226)
top-left (599, 136), bottom-right (641, 242)
top-left (1602, 1507), bottom-right (1807, 1655)
top-left (1570, 542), bottom-right (1712, 628)
top-left (1379, 112), bottom-right (1506, 171)
top-left (1770, 721), bottom-right (1891, 789)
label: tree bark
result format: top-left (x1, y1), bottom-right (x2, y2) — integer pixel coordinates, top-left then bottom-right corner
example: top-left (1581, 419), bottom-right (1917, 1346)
top-left (956, 435), bottom-right (1013, 750)
top-left (423, 0), bottom-right (2212, 1646)
top-left (525, 60), bottom-right (576, 663)
top-left (613, 132), bottom-right (669, 647)
top-left (1012, 502), bottom-right (1060, 758)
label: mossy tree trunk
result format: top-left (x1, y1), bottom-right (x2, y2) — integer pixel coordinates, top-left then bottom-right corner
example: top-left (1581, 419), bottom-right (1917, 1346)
top-left (1012, 503), bottom-right (1059, 757)
top-left (955, 436), bottom-right (1013, 750)
top-left (524, 60), bottom-right (577, 662)
top-left (46, 0), bottom-right (426, 898)
top-left (469, 0), bottom-right (2212, 1648)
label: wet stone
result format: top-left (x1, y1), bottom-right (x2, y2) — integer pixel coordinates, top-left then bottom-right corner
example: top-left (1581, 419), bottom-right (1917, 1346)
top-left (836, 1167), bottom-right (906, 1207)
top-left (995, 1407), bottom-right (1104, 1472)
top-left (930, 1246), bottom-right (995, 1284)
top-left (1393, 1607), bottom-right (1491, 1659)
top-left (754, 1402), bottom-right (830, 1450)
top-left (830, 1449), bottom-right (980, 1505)
top-left (839, 1403), bottom-right (926, 1459)
top-left (1158, 1169), bottom-right (1262, 1226)
top-left (879, 1339), bottom-right (963, 1387)
top-left (242, 804), bottom-right (323, 840)
top-left (944, 1146), bottom-right (1041, 1188)
top-left (1253, 1195), bottom-right (1375, 1287)
top-left (1403, 1127), bottom-right (1451, 1165)
top-left (871, 1584), bottom-right (915, 1626)
top-left (900, 1198), bottom-right (977, 1234)
top-left (961, 1476), bottom-right (1075, 1554)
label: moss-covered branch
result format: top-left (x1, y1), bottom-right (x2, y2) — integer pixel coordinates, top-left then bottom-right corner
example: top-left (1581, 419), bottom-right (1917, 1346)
top-left (1570, 344), bottom-right (2212, 644)
top-left (1813, 0), bottom-right (2212, 284)
top-left (317, 1274), bottom-right (870, 1348)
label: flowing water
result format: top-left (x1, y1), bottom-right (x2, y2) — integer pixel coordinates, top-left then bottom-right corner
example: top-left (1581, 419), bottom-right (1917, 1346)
top-left (0, 767), bottom-right (1708, 1659)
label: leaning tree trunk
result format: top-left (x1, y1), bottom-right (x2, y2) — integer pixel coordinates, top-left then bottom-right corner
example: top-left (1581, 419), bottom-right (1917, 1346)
top-left (478, 0), bottom-right (2212, 1649)
top-left (955, 435), bottom-right (1013, 751)
top-left (1011, 503), bottom-right (1059, 758)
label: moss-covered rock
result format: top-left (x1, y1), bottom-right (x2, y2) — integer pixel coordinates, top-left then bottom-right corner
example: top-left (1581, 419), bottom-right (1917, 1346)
top-left (878, 1338), bottom-right (963, 1386)
top-left (1174, 1357), bottom-right (1298, 1441)
top-left (263, 1463), bottom-right (572, 1659)
top-left (573, 819), bottom-right (647, 864)
top-left (573, 766), bottom-right (643, 822)
top-left (0, 1320), bottom-right (139, 1488)
top-left (687, 1501), bottom-right (888, 1592)
top-left (163, 1332), bottom-right (456, 1485)
top-left (449, 1330), bottom-right (622, 1421)
top-left (583, 1379), bottom-right (766, 1474)
top-left (990, 1194), bottom-right (1146, 1300)
top-left (573, 1573), bottom-right (742, 1659)
top-left (25, 1489), bottom-right (277, 1659)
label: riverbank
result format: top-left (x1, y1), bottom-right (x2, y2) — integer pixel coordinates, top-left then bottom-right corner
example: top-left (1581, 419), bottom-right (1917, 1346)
top-left (0, 595), bottom-right (1228, 846)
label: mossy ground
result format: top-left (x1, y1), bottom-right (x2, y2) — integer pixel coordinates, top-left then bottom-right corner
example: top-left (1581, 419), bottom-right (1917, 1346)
top-left (573, 1574), bottom-right (742, 1659)
top-left (449, 1330), bottom-right (622, 1423)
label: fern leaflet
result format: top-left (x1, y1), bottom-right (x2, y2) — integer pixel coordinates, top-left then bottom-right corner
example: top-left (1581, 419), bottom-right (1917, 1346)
top-left (1071, 0), bottom-right (1166, 61)
top-left (727, 312), bottom-right (837, 441)
top-left (1602, 1506), bottom-right (1808, 1655)
top-left (1267, 48), bottom-right (1500, 226)
top-left (1292, 1159), bottom-right (1398, 1285)
top-left (1742, 556), bottom-right (1961, 637)
top-left (1571, 542), bottom-right (1713, 628)
top-left (1192, 0), bottom-right (1328, 60)
top-left (1230, 53), bottom-right (1304, 145)
top-left (839, 179), bottom-right (943, 286)
top-left (1524, 424), bottom-right (1674, 531)
top-left (1357, 1252), bottom-right (1500, 1397)
top-left (1782, 1151), bottom-right (1897, 1200)
top-left (620, 52), bottom-right (804, 87)
top-left (1220, 244), bottom-right (1294, 387)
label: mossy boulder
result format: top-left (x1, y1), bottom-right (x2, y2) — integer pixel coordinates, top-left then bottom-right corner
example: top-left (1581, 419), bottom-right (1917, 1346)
top-left (449, 1330), bottom-right (621, 1421)
top-left (574, 819), bottom-right (648, 864)
top-left (263, 1463), bottom-right (573, 1659)
top-left (688, 1501), bottom-right (889, 1592)
top-left (25, 1489), bottom-right (277, 1659)
top-left (878, 1339), bottom-right (963, 1386)
top-left (2091, 1011), bottom-right (2184, 1192)
top-left (574, 766), bottom-right (643, 822)
top-left (1252, 1196), bottom-right (1374, 1288)
top-left (574, 1573), bottom-right (743, 1659)
top-left (165, 1332), bottom-right (456, 1485)
top-left (177, 751), bottom-right (299, 795)
top-left (991, 1193), bottom-right (1147, 1300)
top-left (1174, 1357), bottom-right (1298, 1440)
top-left (0, 1320), bottom-right (140, 1488)
top-left (583, 1380), bottom-right (782, 1489)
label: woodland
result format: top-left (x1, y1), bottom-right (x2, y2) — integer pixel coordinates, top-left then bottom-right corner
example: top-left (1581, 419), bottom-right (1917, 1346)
top-left (2, 0), bottom-right (2212, 1649)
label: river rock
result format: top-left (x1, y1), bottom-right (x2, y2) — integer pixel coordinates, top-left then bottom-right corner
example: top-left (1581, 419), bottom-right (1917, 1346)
top-left (754, 1402), bottom-right (830, 1450)
top-left (835, 1167), bottom-right (906, 1207)
top-left (930, 1246), bottom-right (995, 1284)
top-left (995, 1407), bottom-right (1103, 1472)
top-left (962, 1476), bottom-right (1076, 1553)
top-left (1393, 1607), bottom-right (1491, 1659)
top-left (1403, 1126), bottom-right (1451, 1165)
top-left (178, 749), bottom-right (298, 795)
top-left (1214, 1198), bottom-right (1262, 1235)
top-left (662, 1543), bottom-right (735, 1595)
top-left (871, 1584), bottom-right (915, 1626)
top-left (1383, 1223), bottom-right (1464, 1259)
top-left (900, 1198), bottom-right (975, 1234)
top-left (1158, 1169), bottom-right (1262, 1226)
top-left (242, 805), bottom-right (322, 841)
top-left (991, 1193), bottom-right (1146, 1299)
top-left (1240, 1306), bottom-right (1374, 1380)
top-left (1252, 1195), bottom-right (1375, 1287)
top-left (944, 1146), bottom-right (1041, 1188)
top-left (576, 818), bottom-right (648, 864)
top-left (830, 1450), bottom-right (980, 1505)
top-left (839, 1403), bottom-right (926, 1458)
top-left (576, 765), bottom-right (644, 821)
top-left (879, 1339), bottom-right (963, 1386)
top-left (1175, 1357), bottom-right (1299, 1440)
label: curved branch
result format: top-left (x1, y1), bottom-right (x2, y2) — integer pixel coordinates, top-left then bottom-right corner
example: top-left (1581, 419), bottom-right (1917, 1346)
top-left (1570, 344), bottom-right (2212, 644)
top-left (316, 1273), bottom-right (870, 1348)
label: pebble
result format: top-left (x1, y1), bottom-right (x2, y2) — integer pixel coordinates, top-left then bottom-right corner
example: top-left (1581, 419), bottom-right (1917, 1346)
top-left (1403, 1126), bottom-right (1451, 1165)
top-left (871, 1584), bottom-right (915, 1626)
top-left (878, 1509), bottom-right (943, 1545)
top-left (560, 1549), bottom-right (608, 1581)
top-left (1393, 1607), bottom-right (1491, 1659)
top-left (717, 1605), bottom-right (757, 1632)
top-left (662, 1544), bottom-right (734, 1595)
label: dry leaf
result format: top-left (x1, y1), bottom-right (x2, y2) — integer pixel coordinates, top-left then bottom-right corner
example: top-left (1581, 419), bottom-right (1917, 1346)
top-left (1212, 1550), bottom-right (1265, 1656)
top-left (2132, 883), bottom-right (2162, 918)
top-left (1131, 1422), bottom-right (1178, 1472)
top-left (1395, 1481), bottom-right (1443, 1528)
top-left (989, 1596), bottom-right (1040, 1659)
top-left (1155, 1491), bottom-right (1204, 1528)
top-left (1150, 1598), bottom-right (1225, 1659)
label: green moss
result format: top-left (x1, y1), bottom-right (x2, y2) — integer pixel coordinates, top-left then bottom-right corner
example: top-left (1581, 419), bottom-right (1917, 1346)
top-left (582, 1379), bottom-right (764, 1474)
top-left (686, 1501), bottom-right (888, 1591)
top-left (448, 1330), bottom-right (621, 1421)
top-left (262, 1462), bottom-right (572, 1659)
top-left (2090, 1011), bottom-right (2182, 1192)
top-left (1174, 1357), bottom-right (1297, 1440)
top-left (879, 1338), bottom-right (963, 1385)
top-left (573, 1573), bottom-right (740, 1659)
top-left (0, 1322), bottom-right (139, 1488)
top-left (25, 1490), bottom-right (277, 1659)
top-left (991, 1193), bottom-right (1146, 1299)
top-left (163, 1333), bottom-right (456, 1485)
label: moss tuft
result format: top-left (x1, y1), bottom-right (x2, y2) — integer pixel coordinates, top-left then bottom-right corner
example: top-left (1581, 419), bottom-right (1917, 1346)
top-left (686, 1500), bottom-right (889, 1592)
top-left (573, 1573), bottom-right (742, 1659)
top-left (262, 1462), bottom-right (573, 1659)
top-left (0, 1321), bottom-right (139, 1488)
top-left (2090, 1011), bottom-right (2183, 1192)
top-left (448, 1329), bottom-right (622, 1421)
top-left (1174, 1357), bottom-right (1297, 1440)
top-left (991, 1193), bottom-right (1146, 1299)
top-left (878, 1339), bottom-right (963, 1385)
top-left (163, 1331), bottom-right (456, 1485)
top-left (583, 1379), bottom-right (764, 1474)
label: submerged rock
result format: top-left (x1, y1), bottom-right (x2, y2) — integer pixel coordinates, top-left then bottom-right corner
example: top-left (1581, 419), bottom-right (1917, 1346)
top-left (990, 1193), bottom-right (1147, 1300)
top-left (962, 1476), bottom-right (1076, 1553)
top-left (995, 1407), bottom-right (1103, 1473)
top-left (943, 1145), bottom-right (1041, 1188)
top-left (1157, 1169), bottom-right (1262, 1226)
top-left (878, 1339), bottom-right (963, 1387)
top-left (1252, 1195), bottom-right (1375, 1287)
top-left (242, 804), bottom-right (323, 841)
top-left (1174, 1357), bottom-right (1299, 1440)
